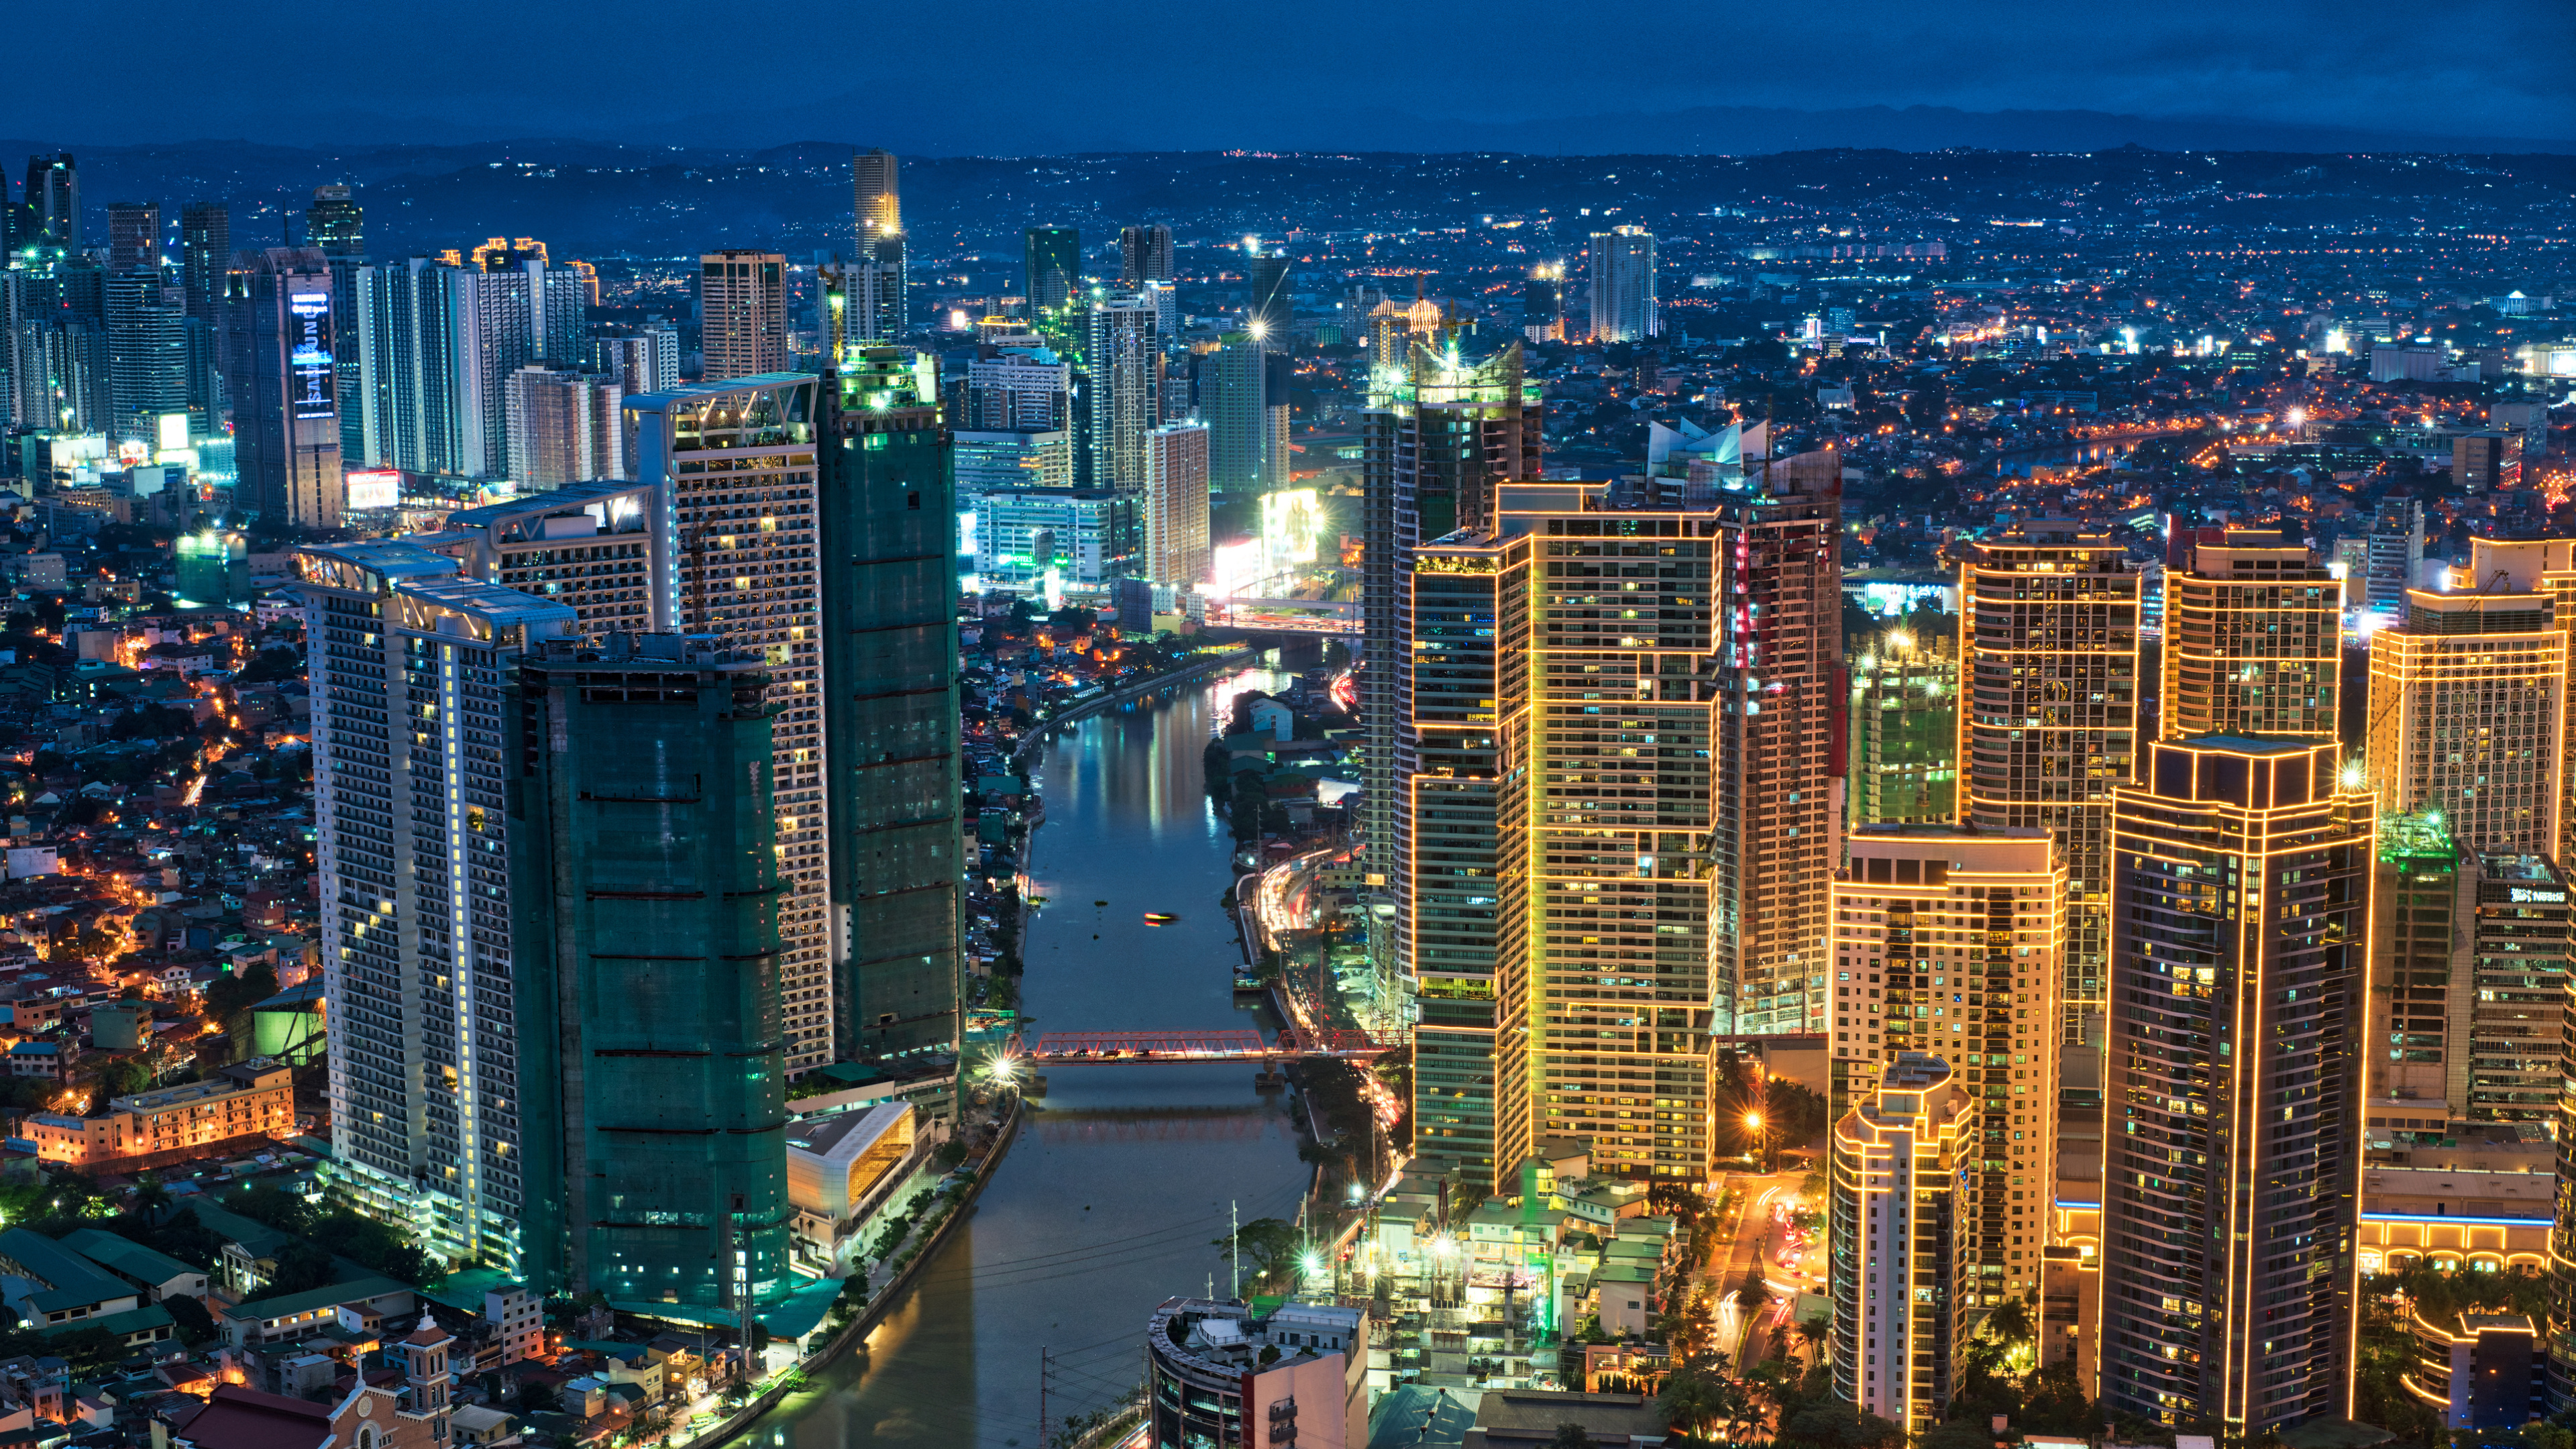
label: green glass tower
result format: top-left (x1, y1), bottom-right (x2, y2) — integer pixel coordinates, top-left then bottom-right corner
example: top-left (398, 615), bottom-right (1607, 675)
top-left (820, 347), bottom-right (965, 1067)
top-left (1025, 225), bottom-right (1081, 318)
top-left (510, 635), bottom-right (794, 1316)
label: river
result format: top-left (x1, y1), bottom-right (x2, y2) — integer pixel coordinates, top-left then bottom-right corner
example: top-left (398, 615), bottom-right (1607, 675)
top-left (743, 663), bottom-right (1311, 1449)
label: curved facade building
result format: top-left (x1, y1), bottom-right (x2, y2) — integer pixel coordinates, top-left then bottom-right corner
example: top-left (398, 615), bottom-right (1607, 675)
top-left (1146, 1298), bottom-right (1366, 1449)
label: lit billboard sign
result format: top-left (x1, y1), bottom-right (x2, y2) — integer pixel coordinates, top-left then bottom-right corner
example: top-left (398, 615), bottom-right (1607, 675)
top-left (288, 292), bottom-right (335, 421)
top-left (345, 470), bottom-right (402, 511)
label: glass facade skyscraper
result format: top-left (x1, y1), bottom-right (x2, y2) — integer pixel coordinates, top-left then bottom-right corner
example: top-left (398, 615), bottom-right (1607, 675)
top-left (1025, 225), bottom-right (1081, 317)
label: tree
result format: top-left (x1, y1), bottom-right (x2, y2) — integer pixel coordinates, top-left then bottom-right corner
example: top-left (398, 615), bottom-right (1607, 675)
top-left (1212, 1218), bottom-right (1303, 1293)
top-left (1552, 1425), bottom-right (1595, 1449)
top-left (132, 1173), bottom-right (172, 1227)
top-left (223, 1181), bottom-right (311, 1234)
top-left (164, 1293), bottom-right (217, 1344)
top-left (1654, 1360), bottom-right (1730, 1438)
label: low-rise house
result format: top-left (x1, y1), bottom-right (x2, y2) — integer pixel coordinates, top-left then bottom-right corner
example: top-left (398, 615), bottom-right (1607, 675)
top-left (58, 1229), bottom-right (208, 1301)
top-left (216, 1277), bottom-right (415, 1350)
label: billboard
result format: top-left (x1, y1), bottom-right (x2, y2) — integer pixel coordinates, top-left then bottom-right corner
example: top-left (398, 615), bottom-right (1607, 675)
top-left (288, 291), bottom-right (335, 421)
top-left (345, 470), bottom-right (402, 511)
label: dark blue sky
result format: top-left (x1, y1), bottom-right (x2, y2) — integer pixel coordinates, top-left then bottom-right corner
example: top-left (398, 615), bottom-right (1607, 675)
top-left (12, 0), bottom-right (2573, 151)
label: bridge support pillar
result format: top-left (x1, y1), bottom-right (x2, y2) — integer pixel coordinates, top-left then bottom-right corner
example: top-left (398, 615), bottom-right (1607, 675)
top-left (1253, 1064), bottom-right (1287, 1090)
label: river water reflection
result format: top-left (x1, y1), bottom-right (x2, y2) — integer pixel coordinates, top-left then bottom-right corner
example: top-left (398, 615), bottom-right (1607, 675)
top-left (746, 667), bottom-right (1309, 1449)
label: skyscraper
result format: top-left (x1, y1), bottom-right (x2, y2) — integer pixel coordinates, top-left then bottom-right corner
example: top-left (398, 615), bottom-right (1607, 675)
top-left (103, 266), bottom-right (185, 444)
top-left (965, 347), bottom-right (1071, 431)
top-left (509, 634), bottom-right (794, 1315)
top-left (1244, 243), bottom-right (1291, 340)
top-left (626, 376), bottom-right (837, 1072)
top-left (303, 187), bottom-right (368, 467)
top-left (1085, 292), bottom-right (1161, 510)
top-left (177, 203), bottom-right (229, 320)
top-left (592, 320), bottom-right (680, 396)
top-left (1026, 226), bottom-right (1081, 317)
top-left (1585, 226), bottom-right (1658, 343)
top-left (1827, 824), bottom-right (2062, 1399)
top-left (105, 201), bottom-right (159, 271)
top-left (841, 150), bottom-right (906, 351)
top-left (2365, 538), bottom-right (2565, 857)
top-left (1142, 421), bottom-right (1210, 588)
top-left (23, 155), bottom-right (75, 248)
top-left (2160, 529), bottom-right (2341, 741)
top-left (504, 366), bottom-right (626, 488)
top-left (852, 148), bottom-right (900, 252)
top-left (1958, 521), bottom-right (2141, 1032)
top-left (2101, 735), bottom-right (2369, 1431)
top-left (223, 249), bottom-right (343, 528)
top-left (1830, 1053), bottom-right (1964, 1432)
top-left (1199, 333), bottom-right (1271, 496)
top-left (700, 250), bottom-right (787, 382)
top-left (1120, 224), bottom-right (1173, 288)
top-left (814, 347), bottom-right (965, 1067)
top-left (352, 258), bottom-right (539, 480)
top-left (307, 184), bottom-right (364, 257)
top-left (413, 480), bottom-right (669, 639)
top-left (1362, 341), bottom-right (1542, 1012)
top-left (1847, 624), bottom-right (1957, 826)
top-left (299, 540), bottom-right (581, 1279)
top-left (1521, 264), bottom-right (1564, 343)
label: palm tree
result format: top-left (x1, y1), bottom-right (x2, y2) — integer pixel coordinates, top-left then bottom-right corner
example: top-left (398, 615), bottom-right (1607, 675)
top-left (133, 1173), bottom-right (172, 1227)
top-left (1794, 1313), bottom-right (1829, 1361)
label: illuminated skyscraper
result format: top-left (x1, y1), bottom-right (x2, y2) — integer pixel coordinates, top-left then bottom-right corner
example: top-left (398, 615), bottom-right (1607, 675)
top-left (852, 148), bottom-right (900, 251)
top-left (964, 348), bottom-right (1071, 431)
top-left (840, 150), bottom-right (905, 349)
top-left (2366, 539), bottom-right (2565, 857)
top-left (1026, 225), bottom-right (1081, 317)
top-left (105, 201), bottom-right (158, 271)
top-left (350, 257), bottom-right (534, 479)
top-left (1521, 264), bottom-right (1564, 343)
top-left (307, 184), bottom-right (364, 257)
top-left (1585, 226), bottom-right (1657, 343)
top-left (1361, 341), bottom-right (1540, 1003)
top-left (178, 203), bottom-right (229, 319)
top-left (1142, 421), bottom-right (1210, 587)
top-left (1199, 333), bottom-right (1273, 496)
top-left (2100, 735), bottom-right (2369, 1431)
top-left (627, 376), bottom-right (837, 1070)
top-left (2160, 528), bottom-right (2340, 741)
top-left (1829, 1053), bottom-right (1964, 1432)
top-left (23, 155), bottom-right (75, 248)
top-left (411, 480), bottom-right (669, 638)
top-left (223, 248), bottom-right (343, 527)
top-left (699, 250), bottom-right (787, 381)
top-left (592, 321), bottom-right (680, 397)
top-left (1958, 521), bottom-right (2141, 1030)
top-left (103, 266), bottom-right (185, 443)
top-left (1847, 623), bottom-right (1957, 826)
top-left (1245, 241), bottom-right (1291, 339)
top-left (1085, 291), bottom-right (1161, 502)
top-left (1120, 223), bottom-right (1173, 288)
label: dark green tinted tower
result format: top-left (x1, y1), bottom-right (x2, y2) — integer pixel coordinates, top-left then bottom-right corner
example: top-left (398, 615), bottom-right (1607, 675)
top-left (511, 635), bottom-right (794, 1315)
top-left (1025, 225), bottom-right (1081, 317)
top-left (820, 348), bottom-right (964, 1067)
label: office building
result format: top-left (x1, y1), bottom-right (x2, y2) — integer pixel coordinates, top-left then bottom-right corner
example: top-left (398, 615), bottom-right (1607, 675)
top-left (2159, 528), bottom-right (2341, 741)
top-left (823, 254), bottom-right (904, 356)
top-left (700, 251), bottom-right (786, 382)
top-left (1120, 224), bottom-right (1173, 288)
top-left (412, 479), bottom-right (669, 638)
top-left (177, 203), bottom-right (229, 320)
top-left (851, 148), bottom-right (903, 335)
top-left (1847, 623), bottom-right (1957, 826)
top-left (174, 529), bottom-right (249, 608)
top-left (222, 248), bottom-right (342, 528)
top-left (955, 429), bottom-right (1073, 494)
top-left (1200, 334), bottom-right (1275, 496)
top-left (1026, 226), bottom-right (1081, 317)
top-left (1086, 292), bottom-right (1161, 504)
top-left (1406, 531), bottom-right (1504, 1187)
top-left (1142, 421), bottom-right (1210, 587)
top-left (2455, 433), bottom-right (2522, 494)
top-left (509, 635), bottom-right (794, 1313)
top-left (1827, 826), bottom-right (2061, 1364)
top-left (973, 488), bottom-right (1124, 587)
top-left (592, 321), bottom-right (680, 396)
top-left (307, 184), bottom-right (364, 257)
top-left (1246, 242), bottom-right (1290, 339)
top-left (626, 376), bottom-right (837, 1071)
top-left (1361, 341), bottom-right (1542, 1010)
top-left (2366, 539), bottom-right (2565, 857)
top-left (23, 156), bottom-right (75, 248)
top-left (1522, 264), bottom-right (1564, 343)
top-left (106, 202), bottom-right (158, 272)
top-left (103, 266), bottom-right (185, 444)
top-left (965, 348), bottom-right (1071, 431)
top-left (1958, 521), bottom-right (2141, 1030)
top-left (2357, 498), bottom-right (2424, 616)
top-left (2367, 813), bottom-right (2569, 1126)
top-left (1829, 1053), bottom-right (1965, 1432)
top-left (815, 348), bottom-right (965, 1067)
top-left (1586, 227), bottom-right (1658, 343)
top-left (2100, 735), bottom-right (2370, 1431)
top-left (503, 366), bottom-right (625, 488)
top-left (298, 540), bottom-right (581, 1278)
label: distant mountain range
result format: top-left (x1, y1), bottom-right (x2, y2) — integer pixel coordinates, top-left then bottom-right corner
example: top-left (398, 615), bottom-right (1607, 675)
top-left (7, 101), bottom-right (2572, 158)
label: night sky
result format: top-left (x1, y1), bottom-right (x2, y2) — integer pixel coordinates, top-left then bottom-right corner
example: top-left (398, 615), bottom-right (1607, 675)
top-left (9, 0), bottom-right (2573, 152)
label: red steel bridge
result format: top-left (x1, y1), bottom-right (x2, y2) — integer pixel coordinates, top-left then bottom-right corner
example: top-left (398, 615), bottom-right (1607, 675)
top-left (1015, 1027), bottom-right (1391, 1064)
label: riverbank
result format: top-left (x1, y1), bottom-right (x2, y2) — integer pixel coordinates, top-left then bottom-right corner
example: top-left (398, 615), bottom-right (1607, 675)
top-left (1011, 646), bottom-right (1256, 767)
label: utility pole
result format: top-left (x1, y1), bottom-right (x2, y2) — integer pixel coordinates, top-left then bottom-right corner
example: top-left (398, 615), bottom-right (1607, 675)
top-left (1038, 1344), bottom-right (1049, 1449)
top-left (1230, 1199), bottom-right (1240, 1300)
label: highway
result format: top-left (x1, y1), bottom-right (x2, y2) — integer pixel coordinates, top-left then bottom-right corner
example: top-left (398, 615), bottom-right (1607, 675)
top-left (1705, 1170), bottom-right (1819, 1373)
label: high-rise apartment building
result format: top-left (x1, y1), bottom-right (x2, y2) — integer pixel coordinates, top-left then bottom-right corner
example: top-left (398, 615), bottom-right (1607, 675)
top-left (1958, 521), bottom-right (2141, 1028)
top-left (307, 184), bottom-right (364, 257)
top-left (106, 201), bottom-right (159, 271)
top-left (2101, 735), bottom-right (2370, 1431)
top-left (1847, 625), bottom-right (1957, 825)
top-left (1585, 226), bottom-right (1658, 343)
top-left (1200, 335), bottom-right (1274, 496)
top-left (1246, 244), bottom-right (1291, 339)
top-left (350, 257), bottom-right (532, 479)
top-left (23, 155), bottom-right (76, 248)
top-left (103, 266), bottom-right (185, 443)
top-left (1827, 825), bottom-right (2061, 1362)
top-left (2357, 498), bottom-right (2424, 616)
top-left (304, 187), bottom-right (368, 466)
top-left (1142, 421), bottom-right (1210, 588)
top-left (815, 348), bottom-right (964, 1067)
top-left (1026, 226), bottom-right (1081, 317)
top-left (1120, 224), bottom-right (1173, 288)
top-left (1522, 264), bottom-right (1564, 343)
top-left (1830, 1053), bottom-right (1966, 1432)
top-left (503, 366), bottom-right (625, 488)
top-left (413, 479), bottom-right (669, 638)
top-left (699, 251), bottom-right (786, 382)
top-left (823, 255), bottom-right (904, 356)
top-left (223, 248), bottom-right (343, 527)
top-left (853, 148), bottom-right (900, 251)
top-left (2366, 538), bottom-right (2565, 857)
top-left (510, 635), bottom-right (795, 1315)
top-left (2367, 812), bottom-right (2570, 1126)
top-left (1085, 292), bottom-right (1161, 511)
top-left (965, 348), bottom-right (1071, 431)
top-left (626, 376), bottom-right (837, 1071)
top-left (178, 203), bottom-right (229, 320)
top-left (592, 321), bottom-right (680, 397)
top-left (299, 540), bottom-right (581, 1279)
top-left (1361, 341), bottom-right (1542, 1006)
top-left (2160, 529), bottom-right (2341, 741)
top-left (955, 429), bottom-right (1073, 493)
top-left (1407, 531), bottom-right (1505, 1185)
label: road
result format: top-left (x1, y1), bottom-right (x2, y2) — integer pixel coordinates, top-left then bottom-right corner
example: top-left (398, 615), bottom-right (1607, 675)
top-left (1705, 1171), bottom-right (1818, 1373)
